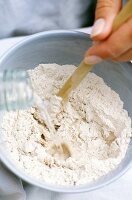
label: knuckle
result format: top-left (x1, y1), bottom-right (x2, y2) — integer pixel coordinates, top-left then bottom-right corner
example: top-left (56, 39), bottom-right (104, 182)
top-left (105, 46), bottom-right (117, 58)
top-left (96, 0), bottom-right (114, 16)
top-left (96, 0), bottom-right (115, 11)
top-left (112, 57), bottom-right (120, 62)
top-left (105, 40), bottom-right (122, 58)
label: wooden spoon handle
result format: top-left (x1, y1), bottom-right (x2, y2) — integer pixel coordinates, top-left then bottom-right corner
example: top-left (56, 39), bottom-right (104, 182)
top-left (58, 61), bottom-right (93, 100)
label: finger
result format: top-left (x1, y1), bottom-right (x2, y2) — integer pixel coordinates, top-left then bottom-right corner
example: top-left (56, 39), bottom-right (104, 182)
top-left (91, 0), bottom-right (122, 40)
top-left (84, 17), bottom-right (132, 64)
top-left (112, 48), bottom-right (132, 62)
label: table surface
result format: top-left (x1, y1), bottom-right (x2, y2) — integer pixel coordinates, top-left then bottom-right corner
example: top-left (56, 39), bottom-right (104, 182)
top-left (0, 28), bottom-right (132, 200)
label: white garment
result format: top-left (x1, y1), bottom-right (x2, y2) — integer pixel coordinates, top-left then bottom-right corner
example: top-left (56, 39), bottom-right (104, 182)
top-left (0, 0), bottom-right (95, 39)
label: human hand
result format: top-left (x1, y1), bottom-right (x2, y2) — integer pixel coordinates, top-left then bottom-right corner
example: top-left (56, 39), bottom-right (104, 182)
top-left (84, 0), bottom-right (132, 64)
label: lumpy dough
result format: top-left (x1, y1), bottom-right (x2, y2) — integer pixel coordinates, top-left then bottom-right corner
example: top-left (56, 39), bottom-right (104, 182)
top-left (1, 63), bottom-right (131, 186)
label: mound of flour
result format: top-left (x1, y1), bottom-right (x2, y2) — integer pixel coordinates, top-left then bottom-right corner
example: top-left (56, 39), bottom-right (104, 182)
top-left (1, 63), bottom-right (131, 186)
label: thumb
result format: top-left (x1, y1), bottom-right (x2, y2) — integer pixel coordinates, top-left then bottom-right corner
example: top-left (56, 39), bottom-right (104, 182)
top-left (91, 0), bottom-right (122, 40)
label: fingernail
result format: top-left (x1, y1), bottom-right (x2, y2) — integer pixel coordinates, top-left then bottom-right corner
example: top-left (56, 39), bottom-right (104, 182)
top-left (91, 18), bottom-right (105, 37)
top-left (84, 56), bottom-right (102, 64)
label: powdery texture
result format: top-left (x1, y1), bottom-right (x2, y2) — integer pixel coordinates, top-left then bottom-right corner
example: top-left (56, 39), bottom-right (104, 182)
top-left (1, 64), bottom-right (131, 186)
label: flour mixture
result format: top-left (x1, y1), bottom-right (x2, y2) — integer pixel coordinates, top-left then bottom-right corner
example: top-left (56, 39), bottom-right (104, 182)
top-left (1, 64), bottom-right (131, 186)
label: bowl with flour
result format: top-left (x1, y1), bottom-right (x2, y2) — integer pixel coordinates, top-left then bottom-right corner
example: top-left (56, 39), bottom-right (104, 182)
top-left (0, 31), bottom-right (132, 193)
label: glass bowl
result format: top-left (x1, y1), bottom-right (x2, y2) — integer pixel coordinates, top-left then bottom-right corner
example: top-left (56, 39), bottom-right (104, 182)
top-left (0, 30), bottom-right (132, 193)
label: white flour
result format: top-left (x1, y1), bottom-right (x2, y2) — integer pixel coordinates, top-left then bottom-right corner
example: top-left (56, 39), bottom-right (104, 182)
top-left (1, 63), bottom-right (131, 186)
